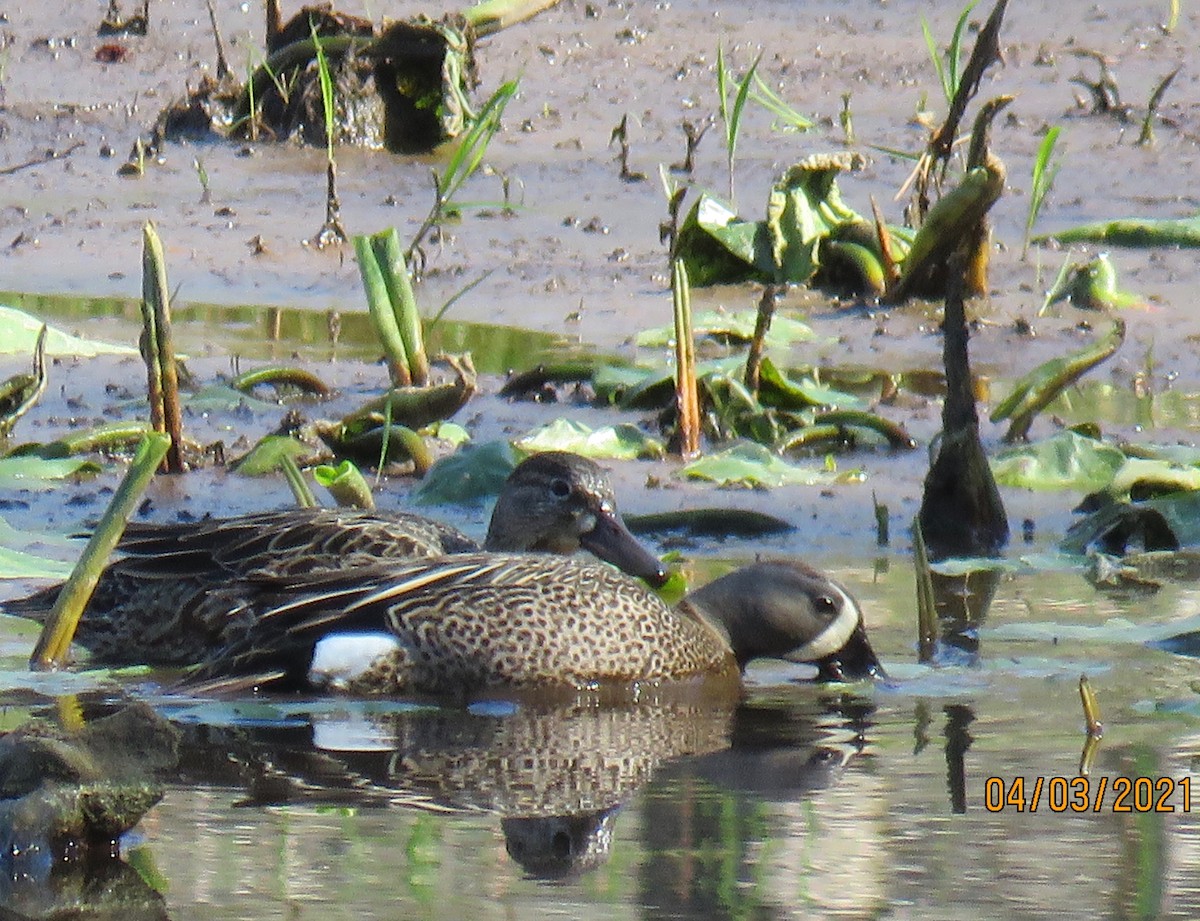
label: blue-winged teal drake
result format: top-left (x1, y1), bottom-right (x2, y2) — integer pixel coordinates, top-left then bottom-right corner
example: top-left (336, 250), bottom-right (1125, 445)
top-left (5, 452), bottom-right (666, 665)
top-left (184, 554), bottom-right (883, 696)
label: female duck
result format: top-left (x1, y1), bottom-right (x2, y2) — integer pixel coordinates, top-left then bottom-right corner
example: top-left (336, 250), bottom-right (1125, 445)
top-left (187, 554), bottom-right (885, 695)
top-left (6, 452), bottom-right (665, 665)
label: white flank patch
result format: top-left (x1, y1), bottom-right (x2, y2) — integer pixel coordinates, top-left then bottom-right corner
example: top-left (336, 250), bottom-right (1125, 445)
top-left (309, 632), bottom-right (401, 691)
top-left (784, 584), bottom-right (861, 663)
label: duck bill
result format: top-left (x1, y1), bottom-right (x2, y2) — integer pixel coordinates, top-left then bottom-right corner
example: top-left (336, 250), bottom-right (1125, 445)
top-left (580, 507), bottom-right (669, 587)
top-left (815, 621), bottom-right (886, 682)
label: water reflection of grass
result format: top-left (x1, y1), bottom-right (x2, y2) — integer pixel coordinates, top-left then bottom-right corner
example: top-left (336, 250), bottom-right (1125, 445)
top-left (0, 290), bottom-right (569, 373)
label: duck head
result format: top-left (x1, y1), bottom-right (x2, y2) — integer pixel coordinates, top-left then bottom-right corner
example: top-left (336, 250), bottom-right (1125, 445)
top-left (685, 561), bottom-right (885, 681)
top-left (485, 452), bottom-right (668, 587)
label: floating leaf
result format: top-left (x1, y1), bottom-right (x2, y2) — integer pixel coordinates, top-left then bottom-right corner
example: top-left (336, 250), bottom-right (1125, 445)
top-left (593, 364), bottom-right (663, 404)
top-left (673, 153), bottom-right (868, 288)
top-left (636, 311), bottom-right (816, 348)
top-left (0, 306), bottom-right (137, 356)
top-left (424, 421), bottom-right (471, 446)
top-left (413, 441), bottom-right (518, 505)
top-left (681, 442), bottom-right (862, 488)
top-left (232, 434), bottom-right (315, 476)
top-left (0, 456), bottom-right (101, 484)
top-left (757, 357), bottom-right (864, 410)
top-left (1107, 457), bottom-right (1200, 501)
top-left (991, 431), bottom-right (1126, 492)
top-left (0, 546), bottom-right (74, 580)
top-left (675, 193), bottom-right (772, 287)
top-left (516, 419), bottom-right (665, 460)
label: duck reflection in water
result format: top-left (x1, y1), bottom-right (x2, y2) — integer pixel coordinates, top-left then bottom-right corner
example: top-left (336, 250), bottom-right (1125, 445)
top-left (161, 689), bottom-right (876, 881)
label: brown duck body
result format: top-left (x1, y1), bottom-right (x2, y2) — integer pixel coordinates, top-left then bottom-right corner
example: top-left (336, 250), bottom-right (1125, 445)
top-left (4, 452), bottom-right (665, 665)
top-left (186, 555), bottom-right (882, 696)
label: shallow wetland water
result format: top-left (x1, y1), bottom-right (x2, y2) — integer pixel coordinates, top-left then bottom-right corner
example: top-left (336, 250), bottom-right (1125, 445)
top-left (2, 0), bottom-right (1200, 918)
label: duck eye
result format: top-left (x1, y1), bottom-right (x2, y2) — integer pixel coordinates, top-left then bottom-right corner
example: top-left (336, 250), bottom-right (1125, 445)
top-left (549, 477), bottom-right (571, 499)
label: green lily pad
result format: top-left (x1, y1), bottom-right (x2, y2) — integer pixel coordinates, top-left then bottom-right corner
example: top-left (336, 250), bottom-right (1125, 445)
top-left (232, 434), bottom-right (313, 476)
top-left (0, 306), bottom-right (137, 357)
top-left (0, 456), bottom-right (101, 484)
top-left (413, 441), bottom-right (518, 505)
top-left (681, 442), bottom-right (863, 488)
top-left (757, 357), bottom-right (864, 410)
top-left (0, 546), bottom-right (73, 580)
top-left (635, 310), bottom-right (816, 349)
top-left (1108, 457), bottom-right (1200, 500)
top-left (674, 193), bottom-right (774, 287)
top-left (991, 431), bottom-right (1126, 491)
top-left (515, 419), bottom-right (665, 460)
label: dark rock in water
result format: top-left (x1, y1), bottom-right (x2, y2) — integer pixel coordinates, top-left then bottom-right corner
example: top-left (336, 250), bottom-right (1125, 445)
top-left (0, 703), bottom-right (179, 877)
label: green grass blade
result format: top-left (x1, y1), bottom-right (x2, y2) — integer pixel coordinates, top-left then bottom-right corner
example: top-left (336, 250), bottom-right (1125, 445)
top-left (1024, 125), bottom-right (1063, 257)
top-left (441, 80), bottom-right (518, 204)
top-left (947, 1), bottom-right (979, 102)
top-left (749, 71), bottom-right (814, 132)
top-left (30, 433), bottom-right (172, 670)
top-left (311, 22), bottom-right (337, 161)
top-left (921, 15), bottom-right (951, 103)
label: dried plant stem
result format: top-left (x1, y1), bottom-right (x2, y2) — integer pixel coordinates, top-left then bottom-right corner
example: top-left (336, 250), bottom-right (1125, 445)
top-left (672, 259), bottom-right (701, 459)
top-left (140, 222), bottom-right (185, 474)
top-left (744, 285), bottom-right (777, 395)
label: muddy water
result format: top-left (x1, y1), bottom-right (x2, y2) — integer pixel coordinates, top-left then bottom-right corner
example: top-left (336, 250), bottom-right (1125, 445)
top-left (2, 0), bottom-right (1200, 918)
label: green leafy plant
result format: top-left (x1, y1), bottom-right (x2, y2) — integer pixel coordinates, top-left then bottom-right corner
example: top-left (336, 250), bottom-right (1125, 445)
top-left (1023, 126), bottom-right (1062, 257)
top-left (921, 1), bottom-right (978, 106)
top-left (716, 44), bottom-right (760, 205)
top-left (407, 79), bottom-right (519, 264)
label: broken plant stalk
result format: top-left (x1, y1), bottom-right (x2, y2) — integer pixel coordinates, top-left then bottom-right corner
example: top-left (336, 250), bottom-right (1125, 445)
top-left (672, 259), bottom-right (701, 459)
top-left (1078, 673), bottom-right (1103, 774)
top-left (30, 433), bottom-right (172, 670)
top-left (315, 460), bottom-right (376, 509)
top-left (140, 223), bottom-right (185, 474)
top-left (913, 517), bottom-right (938, 663)
top-left (917, 252), bottom-right (1009, 559)
top-left (0, 325), bottom-right (48, 438)
top-left (743, 284), bottom-right (777, 395)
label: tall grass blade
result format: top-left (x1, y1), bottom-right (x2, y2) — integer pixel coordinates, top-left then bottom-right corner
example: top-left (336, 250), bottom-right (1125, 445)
top-left (30, 433), bottom-right (172, 670)
top-left (749, 71), bottom-right (814, 132)
top-left (921, 15), bottom-right (951, 103)
top-left (1024, 125), bottom-right (1062, 257)
top-left (312, 21), bottom-right (337, 160)
top-left (724, 52), bottom-right (761, 206)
